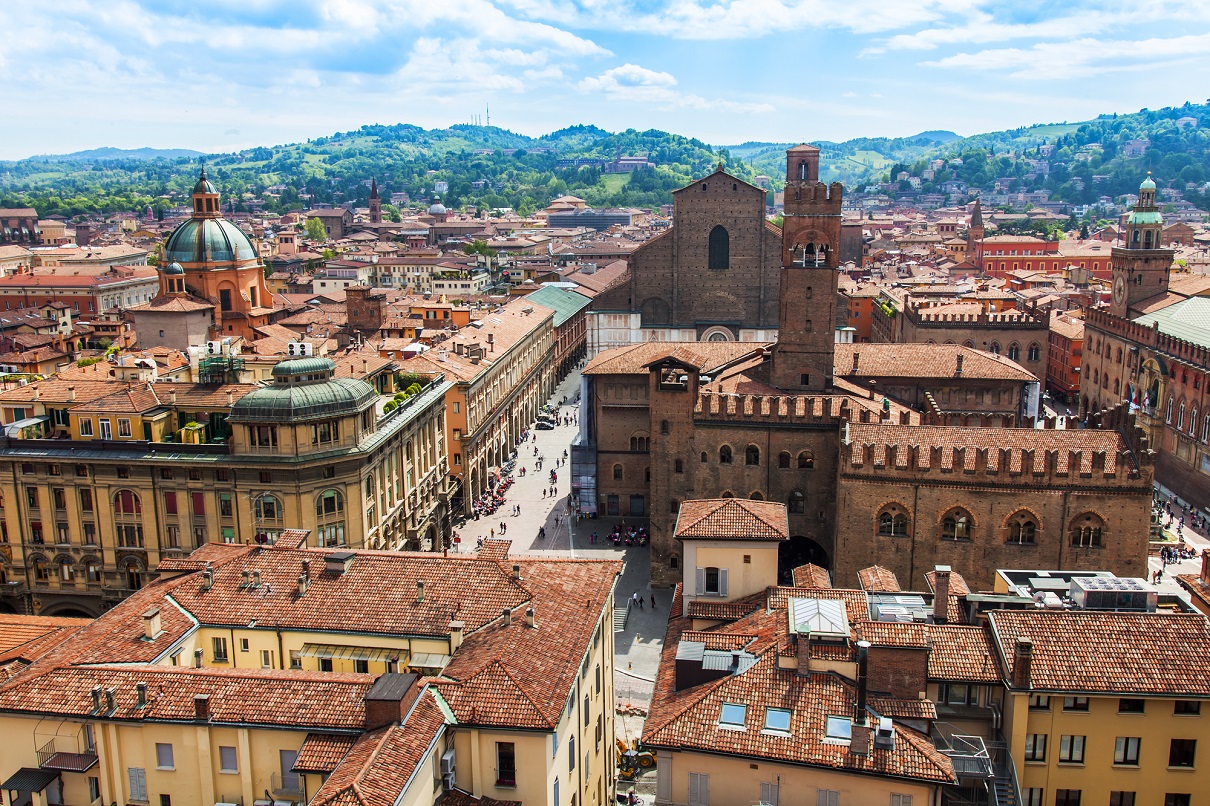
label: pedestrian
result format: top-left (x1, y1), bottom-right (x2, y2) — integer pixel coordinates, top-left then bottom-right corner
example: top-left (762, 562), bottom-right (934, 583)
top-left (637, 595), bottom-right (644, 610)
top-left (542, 489), bottom-right (546, 499)
top-left (490, 528), bottom-right (495, 539)
top-left (650, 594), bottom-right (655, 608)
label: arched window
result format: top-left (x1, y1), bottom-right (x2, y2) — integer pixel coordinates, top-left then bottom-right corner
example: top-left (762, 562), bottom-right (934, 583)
top-left (1113, 378), bottom-right (1120, 395)
top-left (877, 508), bottom-right (908, 536)
top-left (1028, 343), bottom-right (1041, 362)
top-left (113, 490), bottom-right (143, 548)
top-left (1007, 343), bottom-right (1020, 361)
top-left (1179, 402), bottom-right (1186, 431)
top-left (365, 475), bottom-right (375, 500)
top-left (941, 508), bottom-right (973, 541)
top-left (779, 451), bottom-right (791, 468)
top-left (1070, 513), bottom-right (1104, 548)
top-left (1115, 347), bottom-right (1123, 364)
top-left (1192, 408), bottom-right (1200, 437)
top-left (787, 490), bottom-right (805, 513)
top-left (256, 494), bottom-right (284, 524)
top-left (749, 491), bottom-right (764, 501)
top-left (613, 464), bottom-right (623, 480)
top-left (1006, 512), bottom-right (1037, 544)
top-left (630, 434), bottom-right (649, 451)
top-left (701, 451), bottom-right (708, 463)
top-left (720, 491), bottom-right (735, 499)
top-left (745, 445), bottom-right (760, 466)
top-left (708, 225), bottom-right (729, 270)
top-left (123, 557), bottom-right (146, 590)
top-left (58, 556), bottom-right (75, 582)
top-left (316, 489), bottom-right (346, 547)
top-left (1202, 414), bottom-right (1210, 443)
top-left (797, 451), bottom-right (814, 469)
top-left (1166, 397), bottom-right (1174, 424)
top-left (719, 445), bottom-right (732, 464)
top-left (660, 420), bottom-right (669, 435)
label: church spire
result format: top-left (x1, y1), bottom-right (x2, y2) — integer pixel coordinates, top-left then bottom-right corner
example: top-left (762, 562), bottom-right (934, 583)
top-left (369, 178), bottom-right (382, 224)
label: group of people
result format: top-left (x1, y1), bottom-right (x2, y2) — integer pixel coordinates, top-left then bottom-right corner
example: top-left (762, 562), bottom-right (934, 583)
top-left (630, 590), bottom-right (655, 610)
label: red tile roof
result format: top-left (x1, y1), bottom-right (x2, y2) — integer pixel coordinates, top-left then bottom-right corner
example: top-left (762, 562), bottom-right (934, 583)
top-left (858, 566), bottom-right (901, 592)
top-left (294, 733), bottom-right (360, 773)
top-left (791, 564), bottom-right (831, 589)
top-left (989, 610), bottom-right (1210, 695)
top-left (674, 499), bottom-right (789, 541)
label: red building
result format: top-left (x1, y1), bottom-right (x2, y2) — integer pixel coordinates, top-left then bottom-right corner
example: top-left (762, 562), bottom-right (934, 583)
top-left (1047, 309), bottom-right (1084, 404)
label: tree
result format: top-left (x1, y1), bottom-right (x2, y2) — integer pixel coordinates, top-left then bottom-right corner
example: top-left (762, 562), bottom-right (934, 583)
top-left (304, 217), bottom-right (327, 241)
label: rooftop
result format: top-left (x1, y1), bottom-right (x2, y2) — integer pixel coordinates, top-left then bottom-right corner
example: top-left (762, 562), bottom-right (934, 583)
top-left (674, 498), bottom-right (789, 541)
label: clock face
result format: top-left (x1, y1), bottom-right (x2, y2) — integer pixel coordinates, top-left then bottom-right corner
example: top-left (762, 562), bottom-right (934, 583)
top-left (1114, 276), bottom-right (1126, 304)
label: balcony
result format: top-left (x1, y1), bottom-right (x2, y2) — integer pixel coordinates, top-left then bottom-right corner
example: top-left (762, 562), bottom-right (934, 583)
top-left (270, 771), bottom-right (302, 800)
top-left (37, 738), bottom-right (98, 773)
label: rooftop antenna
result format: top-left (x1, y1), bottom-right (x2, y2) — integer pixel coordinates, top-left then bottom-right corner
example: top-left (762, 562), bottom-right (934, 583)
top-left (486, 103), bottom-right (490, 127)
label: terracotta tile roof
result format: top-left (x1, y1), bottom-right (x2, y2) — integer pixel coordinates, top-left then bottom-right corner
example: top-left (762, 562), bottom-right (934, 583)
top-left (435, 557), bottom-right (620, 729)
top-left (583, 341), bottom-right (766, 376)
top-left (792, 564), bottom-right (831, 589)
top-left (0, 665), bottom-right (373, 729)
top-left (846, 423), bottom-right (1127, 475)
top-left (0, 615), bottom-right (89, 665)
top-left (673, 499), bottom-right (789, 541)
top-left (837, 343), bottom-right (1035, 382)
top-left (310, 690), bottom-right (448, 806)
top-left (644, 587), bottom-right (955, 784)
top-left (989, 610), bottom-right (1210, 695)
top-left (858, 566), bottom-right (901, 592)
top-left (927, 625), bottom-right (1001, 683)
top-left (924, 569), bottom-right (971, 596)
top-left (437, 792), bottom-right (520, 806)
top-left (854, 622), bottom-right (929, 648)
top-left (680, 631), bottom-right (757, 651)
top-left (686, 600), bottom-right (761, 620)
top-left (766, 588), bottom-right (871, 624)
top-left (1050, 310), bottom-right (1084, 340)
top-left (869, 696), bottom-right (938, 721)
top-left (293, 734), bottom-right (361, 773)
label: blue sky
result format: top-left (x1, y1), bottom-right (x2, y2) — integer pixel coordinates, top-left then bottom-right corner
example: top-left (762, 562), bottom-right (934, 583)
top-left (1, 0), bottom-right (1209, 159)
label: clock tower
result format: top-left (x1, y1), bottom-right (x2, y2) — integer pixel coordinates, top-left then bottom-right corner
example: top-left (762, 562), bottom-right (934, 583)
top-left (1109, 173), bottom-right (1173, 317)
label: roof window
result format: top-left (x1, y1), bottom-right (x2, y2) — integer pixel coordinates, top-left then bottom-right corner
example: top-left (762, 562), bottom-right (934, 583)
top-left (764, 707), bottom-right (791, 733)
top-left (825, 716), bottom-right (852, 742)
top-left (719, 702), bottom-right (747, 729)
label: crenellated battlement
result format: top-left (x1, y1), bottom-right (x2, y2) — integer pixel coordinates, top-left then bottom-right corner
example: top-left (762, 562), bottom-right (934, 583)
top-left (905, 301), bottom-right (1046, 328)
top-left (784, 181), bottom-right (844, 211)
top-left (840, 420), bottom-right (1152, 485)
top-left (1086, 307), bottom-right (1210, 368)
top-left (693, 389), bottom-right (891, 426)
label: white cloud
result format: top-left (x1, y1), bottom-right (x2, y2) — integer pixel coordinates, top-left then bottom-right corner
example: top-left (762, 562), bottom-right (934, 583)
top-left (577, 63), bottom-right (772, 113)
top-left (578, 64), bottom-right (677, 93)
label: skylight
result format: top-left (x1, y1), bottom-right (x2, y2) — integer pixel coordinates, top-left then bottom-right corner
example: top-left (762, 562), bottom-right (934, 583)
top-left (764, 707), bottom-right (792, 733)
top-left (719, 702), bottom-right (747, 728)
top-left (825, 716), bottom-right (852, 741)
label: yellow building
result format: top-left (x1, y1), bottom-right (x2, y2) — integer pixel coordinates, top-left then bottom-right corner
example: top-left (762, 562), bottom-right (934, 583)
top-left (992, 609), bottom-right (1210, 806)
top-left (0, 356), bottom-right (451, 617)
top-left (0, 539), bottom-right (621, 806)
top-left (400, 298), bottom-right (555, 514)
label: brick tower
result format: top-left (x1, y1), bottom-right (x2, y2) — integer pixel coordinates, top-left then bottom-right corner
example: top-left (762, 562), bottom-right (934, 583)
top-left (369, 178), bottom-right (382, 225)
top-left (772, 145), bottom-right (843, 391)
top-left (1109, 173), bottom-right (1173, 317)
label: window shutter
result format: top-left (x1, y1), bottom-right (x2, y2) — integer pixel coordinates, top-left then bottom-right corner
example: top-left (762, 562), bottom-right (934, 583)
top-left (719, 568), bottom-right (729, 597)
top-left (689, 773), bottom-right (700, 806)
top-left (128, 768), bottom-right (147, 802)
top-left (695, 568), bottom-right (705, 596)
top-left (760, 782), bottom-right (779, 805)
top-left (700, 773), bottom-right (709, 806)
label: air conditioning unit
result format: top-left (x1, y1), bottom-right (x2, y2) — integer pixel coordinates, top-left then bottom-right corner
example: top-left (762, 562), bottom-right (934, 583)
top-left (442, 772), bottom-right (456, 791)
top-left (206, 341), bottom-right (222, 355)
top-left (287, 342), bottom-right (314, 357)
top-left (440, 749), bottom-right (456, 775)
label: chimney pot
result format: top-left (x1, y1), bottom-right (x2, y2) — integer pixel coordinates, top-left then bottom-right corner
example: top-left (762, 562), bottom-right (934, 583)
top-left (501, 608), bottom-right (512, 627)
top-left (933, 566), bottom-right (951, 624)
top-left (104, 687), bottom-right (116, 713)
top-left (417, 580), bottom-right (426, 602)
top-left (1012, 637), bottom-right (1034, 689)
top-left (142, 608), bottom-right (161, 639)
top-left (194, 694), bottom-right (211, 722)
top-left (201, 569), bottom-right (214, 591)
top-left (251, 570), bottom-right (262, 588)
top-left (512, 564), bottom-right (521, 580)
top-left (136, 681), bottom-right (147, 708)
top-left (526, 607), bottom-right (536, 628)
top-left (90, 685), bottom-right (102, 712)
top-left (240, 569), bottom-right (250, 586)
top-left (194, 648), bottom-right (204, 668)
top-left (298, 574), bottom-right (309, 595)
top-left (449, 620), bottom-right (465, 652)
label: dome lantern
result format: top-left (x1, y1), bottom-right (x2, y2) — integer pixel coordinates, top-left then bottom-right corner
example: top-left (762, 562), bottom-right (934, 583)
top-left (192, 167), bottom-right (221, 218)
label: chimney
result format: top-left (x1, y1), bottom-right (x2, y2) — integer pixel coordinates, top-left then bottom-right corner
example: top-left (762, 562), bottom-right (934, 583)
top-left (851, 351), bottom-right (859, 373)
top-left (136, 681), bottom-right (147, 708)
top-left (501, 608), bottom-right (512, 627)
top-left (142, 608), bottom-right (161, 639)
top-left (240, 569), bottom-right (251, 586)
top-left (955, 353), bottom-right (964, 375)
top-left (194, 648), bottom-right (204, 668)
top-left (933, 566), bottom-right (951, 624)
top-left (512, 564), bottom-right (522, 580)
top-left (170, 390), bottom-right (177, 405)
top-left (302, 558), bottom-right (311, 575)
top-left (362, 358), bottom-right (368, 374)
top-left (1201, 549), bottom-right (1210, 587)
top-left (449, 620), bottom-right (465, 653)
top-left (194, 694), bottom-right (211, 722)
top-left (33, 388), bottom-right (39, 401)
top-left (854, 640), bottom-right (871, 724)
top-left (298, 574), bottom-right (309, 596)
top-left (68, 385), bottom-right (76, 402)
top-left (104, 687), bottom-right (117, 714)
top-left (201, 568), bottom-right (213, 591)
top-left (525, 607), bottom-right (536, 628)
top-left (416, 580), bottom-right (426, 602)
top-left (90, 685), bottom-right (102, 713)
top-left (251, 570), bottom-right (262, 588)
top-left (1011, 638), bottom-right (1033, 689)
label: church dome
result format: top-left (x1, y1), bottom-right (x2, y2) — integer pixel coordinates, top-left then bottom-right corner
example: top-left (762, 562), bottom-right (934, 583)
top-left (164, 217), bottom-right (257, 265)
top-left (428, 200), bottom-right (448, 216)
top-left (194, 168), bottom-right (218, 195)
top-left (164, 261), bottom-right (185, 275)
top-left (1140, 173), bottom-right (1156, 191)
top-left (229, 357), bottom-right (378, 423)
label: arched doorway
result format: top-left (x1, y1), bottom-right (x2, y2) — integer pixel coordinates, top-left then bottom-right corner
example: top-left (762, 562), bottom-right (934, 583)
top-left (778, 536), bottom-right (829, 584)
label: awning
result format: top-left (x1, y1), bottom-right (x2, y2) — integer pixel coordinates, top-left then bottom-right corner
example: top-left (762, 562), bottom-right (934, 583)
top-left (299, 644), bottom-right (402, 663)
top-left (5, 415), bottom-right (48, 437)
top-left (409, 652), bottom-right (451, 670)
top-left (2, 767), bottom-right (58, 792)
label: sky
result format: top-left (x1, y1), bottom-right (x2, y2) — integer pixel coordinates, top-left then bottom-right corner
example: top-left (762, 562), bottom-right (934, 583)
top-left (2, 0), bottom-right (1210, 159)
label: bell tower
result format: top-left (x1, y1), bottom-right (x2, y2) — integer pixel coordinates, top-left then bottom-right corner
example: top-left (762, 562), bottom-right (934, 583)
top-left (772, 145), bottom-right (843, 391)
top-left (1110, 173), bottom-right (1173, 317)
top-left (369, 178), bottom-right (382, 225)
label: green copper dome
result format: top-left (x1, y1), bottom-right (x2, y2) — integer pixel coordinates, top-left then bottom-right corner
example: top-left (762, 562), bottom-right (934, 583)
top-left (230, 357), bottom-right (377, 423)
top-left (164, 217), bottom-right (257, 265)
top-left (1140, 173), bottom-right (1156, 191)
top-left (194, 168), bottom-right (218, 195)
